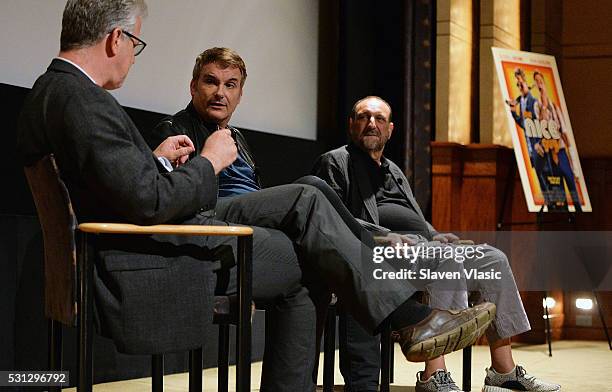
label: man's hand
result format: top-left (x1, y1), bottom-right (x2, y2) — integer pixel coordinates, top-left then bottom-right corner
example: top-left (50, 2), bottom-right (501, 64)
top-left (153, 135), bottom-right (195, 167)
top-left (432, 232), bottom-right (460, 243)
top-left (200, 128), bottom-right (237, 174)
top-left (374, 233), bottom-right (423, 246)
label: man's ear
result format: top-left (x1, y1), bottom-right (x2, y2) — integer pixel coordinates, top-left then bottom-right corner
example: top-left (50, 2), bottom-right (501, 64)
top-left (389, 122), bottom-right (394, 137)
top-left (189, 78), bottom-right (197, 97)
top-left (106, 28), bottom-right (122, 57)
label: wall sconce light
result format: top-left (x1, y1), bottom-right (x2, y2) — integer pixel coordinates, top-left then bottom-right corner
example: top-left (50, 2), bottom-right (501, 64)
top-left (542, 297), bottom-right (556, 309)
top-left (575, 298), bottom-right (593, 310)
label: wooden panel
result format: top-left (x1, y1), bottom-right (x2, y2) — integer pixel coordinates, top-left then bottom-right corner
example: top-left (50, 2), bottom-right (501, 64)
top-left (432, 143), bottom-right (513, 231)
top-left (460, 145), bottom-right (513, 230)
top-left (431, 144), bottom-right (612, 342)
top-left (574, 158), bottom-right (612, 230)
top-left (514, 291), bottom-right (565, 344)
top-left (563, 291), bottom-right (612, 341)
top-left (562, 0), bottom-right (612, 45)
top-left (431, 142), bottom-right (464, 231)
top-left (561, 58), bottom-right (612, 158)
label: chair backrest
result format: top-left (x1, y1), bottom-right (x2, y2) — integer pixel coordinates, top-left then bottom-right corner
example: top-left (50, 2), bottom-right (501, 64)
top-left (24, 154), bottom-right (77, 326)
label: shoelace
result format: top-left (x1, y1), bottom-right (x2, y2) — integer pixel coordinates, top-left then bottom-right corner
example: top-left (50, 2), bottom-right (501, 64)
top-left (433, 371), bottom-right (460, 391)
top-left (515, 365), bottom-right (536, 386)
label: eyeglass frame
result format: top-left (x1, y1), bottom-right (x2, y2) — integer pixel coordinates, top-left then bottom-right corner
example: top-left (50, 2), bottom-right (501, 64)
top-left (121, 29), bottom-right (147, 56)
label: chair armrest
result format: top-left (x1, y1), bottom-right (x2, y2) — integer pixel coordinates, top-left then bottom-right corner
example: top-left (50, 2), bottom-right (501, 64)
top-left (78, 223), bottom-right (253, 236)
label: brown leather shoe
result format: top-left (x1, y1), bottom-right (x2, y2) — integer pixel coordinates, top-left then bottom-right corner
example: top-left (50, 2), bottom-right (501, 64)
top-left (391, 302), bottom-right (496, 362)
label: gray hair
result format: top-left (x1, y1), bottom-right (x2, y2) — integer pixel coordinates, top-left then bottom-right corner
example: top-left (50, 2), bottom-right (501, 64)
top-left (60, 0), bottom-right (148, 51)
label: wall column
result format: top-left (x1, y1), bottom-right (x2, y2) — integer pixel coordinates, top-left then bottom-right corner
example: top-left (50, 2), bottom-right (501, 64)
top-left (436, 0), bottom-right (473, 144)
top-left (479, 0), bottom-right (521, 146)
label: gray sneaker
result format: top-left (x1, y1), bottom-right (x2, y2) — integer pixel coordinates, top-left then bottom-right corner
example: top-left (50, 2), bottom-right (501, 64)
top-left (482, 365), bottom-right (561, 391)
top-left (416, 369), bottom-right (464, 392)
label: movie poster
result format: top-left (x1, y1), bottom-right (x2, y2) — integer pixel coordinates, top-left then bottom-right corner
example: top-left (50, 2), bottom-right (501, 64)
top-left (492, 48), bottom-right (591, 212)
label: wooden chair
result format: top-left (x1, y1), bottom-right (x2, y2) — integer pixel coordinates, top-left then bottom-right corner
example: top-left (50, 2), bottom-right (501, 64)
top-left (25, 154), bottom-right (253, 392)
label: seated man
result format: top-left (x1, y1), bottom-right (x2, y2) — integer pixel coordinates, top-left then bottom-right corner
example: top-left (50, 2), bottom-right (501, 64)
top-left (313, 95), bottom-right (561, 392)
top-left (18, 2), bottom-right (317, 391)
top-left (146, 47), bottom-right (496, 387)
top-left (18, 3), bottom-right (493, 389)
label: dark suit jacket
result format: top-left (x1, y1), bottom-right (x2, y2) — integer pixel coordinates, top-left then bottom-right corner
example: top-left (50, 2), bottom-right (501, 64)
top-left (17, 59), bottom-right (222, 354)
top-left (144, 101), bottom-right (262, 187)
top-left (312, 143), bottom-right (438, 238)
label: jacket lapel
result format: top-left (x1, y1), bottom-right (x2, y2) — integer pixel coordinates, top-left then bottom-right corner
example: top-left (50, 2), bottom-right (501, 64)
top-left (347, 145), bottom-right (379, 224)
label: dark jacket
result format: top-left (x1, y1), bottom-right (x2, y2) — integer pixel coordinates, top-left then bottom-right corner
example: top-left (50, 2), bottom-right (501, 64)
top-left (17, 59), bottom-right (219, 354)
top-left (312, 143), bottom-right (438, 238)
top-left (147, 102), bottom-right (262, 188)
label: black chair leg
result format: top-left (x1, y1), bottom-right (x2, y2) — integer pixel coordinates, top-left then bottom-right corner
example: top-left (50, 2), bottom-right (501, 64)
top-left (380, 322), bottom-right (391, 392)
top-left (48, 319), bottom-right (62, 392)
top-left (543, 291), bottom-right (552, 357)
top-left (77, 232), bottom-right (94, 392)
top-left (389, 335), bottom-right (394, 384)
top-left (218, 325), bottom-right (230, 392)
top-left (189, 348), bottom-right (203, 392)
top-left (593, 291), bottom-right (612, 350)
top-left (323, 305), bottom-right (336, 392)
top-left (236, 236), bottom-right (252, 392)
top-left (152, 354), bottom-right (164, 392)
top-left (462, 346), bottom-right (472, 391)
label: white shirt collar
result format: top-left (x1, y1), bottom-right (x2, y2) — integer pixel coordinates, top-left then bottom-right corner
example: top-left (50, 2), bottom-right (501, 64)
top-left (54, 56), bottom-right (98, 85)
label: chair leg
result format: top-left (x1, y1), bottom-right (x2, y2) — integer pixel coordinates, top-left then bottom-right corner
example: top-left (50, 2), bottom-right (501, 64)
top-left (543, 291), bottom-right (552, 357)
top-left (593, 291), bottom-right (612, 350)
top-left (462, 346), bottom-right (472, 391)
top-left (189, 348), bottom-right (203, 392)
top-left (236, 236), bottom-right (253, 392)
top-left (152, 354), bottom-right (164, 392)
top-left (218, 325), bottom-right (230, 392)
top-left (323, 305), bottom-right (336, 392)
top-left (48, 319), bottom-right (62, 392)
top-left (77, 232), bottom-right (94, 392)
top-left (380, 322), bottom-right (391, 392)
top-left (389, 337), bottom-right (394, 384)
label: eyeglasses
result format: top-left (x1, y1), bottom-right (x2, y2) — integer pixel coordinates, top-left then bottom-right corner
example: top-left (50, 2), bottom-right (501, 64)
top-left (121, 30), bottom-right (147, 56)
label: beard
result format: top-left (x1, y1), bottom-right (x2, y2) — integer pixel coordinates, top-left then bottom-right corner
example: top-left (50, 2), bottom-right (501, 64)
top-left (360, 133), bottom-right (387, 153)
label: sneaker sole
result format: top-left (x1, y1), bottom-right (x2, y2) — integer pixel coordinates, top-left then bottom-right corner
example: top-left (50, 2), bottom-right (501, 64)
top-left (482, 387), bottom-right (519, 392)
top-left (482, 387), bottom-right (514, 392)
top-left (482, 386), bottom-right (560, 392)
top-left (403, 304), bottom-right (496, 362)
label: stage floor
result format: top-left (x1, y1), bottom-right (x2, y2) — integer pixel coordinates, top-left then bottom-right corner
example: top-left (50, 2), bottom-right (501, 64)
top-left (64, 340), bottom-right (611, 391)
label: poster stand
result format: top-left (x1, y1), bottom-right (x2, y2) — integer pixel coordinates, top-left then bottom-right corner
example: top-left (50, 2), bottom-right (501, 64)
top-left (495, 163), bottom-right (610, 355)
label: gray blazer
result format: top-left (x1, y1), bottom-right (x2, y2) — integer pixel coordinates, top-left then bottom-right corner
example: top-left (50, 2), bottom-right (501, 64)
top-left (18, 59), bottom-right (220, 354)
top-left (312, 143), bottom-right (438, 237)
